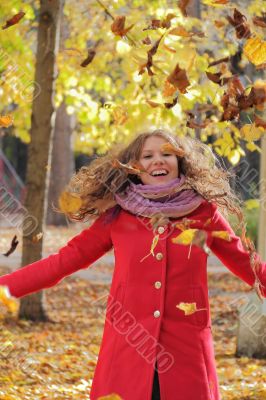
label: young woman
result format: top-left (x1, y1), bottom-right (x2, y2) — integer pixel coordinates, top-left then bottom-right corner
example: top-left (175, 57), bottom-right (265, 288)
top-left (0, 129), bottom-right (265, 400)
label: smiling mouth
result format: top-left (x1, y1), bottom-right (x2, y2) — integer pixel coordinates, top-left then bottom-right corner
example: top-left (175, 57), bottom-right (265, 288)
top-left (150, 170), bottom-right (169, 177)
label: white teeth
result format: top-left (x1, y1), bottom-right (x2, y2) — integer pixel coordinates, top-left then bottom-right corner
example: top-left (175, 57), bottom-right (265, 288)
top-left (151, 169), bottom-right (168, 176)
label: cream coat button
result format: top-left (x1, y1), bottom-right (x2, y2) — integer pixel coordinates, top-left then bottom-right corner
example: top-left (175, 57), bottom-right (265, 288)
top-left (154, 310), bottom-right (160, 318)
top-left (156, 252), bottom-right (163, 261)
top-left (154, 281), bottom-right (162, 289)
top-left (158, 226), bottom-right (165, 234)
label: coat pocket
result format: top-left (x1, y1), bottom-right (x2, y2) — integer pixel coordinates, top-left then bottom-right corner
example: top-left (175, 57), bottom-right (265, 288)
top-left (107, 284), bottom-right (125, 325)
top-left (174, 285), bottom-right (210, 329)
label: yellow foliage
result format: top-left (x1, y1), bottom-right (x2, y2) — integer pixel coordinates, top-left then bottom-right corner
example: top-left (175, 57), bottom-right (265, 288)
top-left (0, 286), bottom-right (19, 313)
top-left (240, 124), bottom-right (264, 142)
top-left (245, 199), bottom-right (259, 210)
top-left (243, 36), bottom-right (266, 66)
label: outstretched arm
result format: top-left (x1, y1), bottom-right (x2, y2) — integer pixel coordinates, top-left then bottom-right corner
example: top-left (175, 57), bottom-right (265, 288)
top-left (0, 213), bottom-right (113, 298)
top-left (208, 202), bottom-right (266, 298)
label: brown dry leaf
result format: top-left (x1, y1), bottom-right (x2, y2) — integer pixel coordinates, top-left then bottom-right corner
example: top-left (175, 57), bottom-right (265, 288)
top-left (253, 13), bottom-right (266, 28)
top-left (3, 235), bottom-right (19, 257)
top-left (206, 71), bottom-right (230, 86)
top-left (112, 106), bottom-right (128, 125)
top-left (32, 232), bottom-right (43, 243)
top-left (208, 56), bottom-right (230, 67)
top-left (2, 11), bottom-right (25, 30)
top-left (169, 26), bottom-right (192, 37)
top-left (254, 115), bottom-right (266, 129)
top-left (163, 44), bottom-right (176, 53)
top-left (0, 115), bottom-right (13, 128)
top-left (139, 35), bottom-right (164, 76)
top-left (176, 302), bottom-right (207, 315)
top-left (112, 159), bottom-right (146, 175)
top-left (243, 36), bottom-right (266, 66)
top-left (166, 63), bottom-right (190, 94)
top-left (146, 99), bottom-right (162, 108)
top-left (227, 8), bottom-right (251, 39)
top-left (111, 16), bottom-right (134, 37)
top-left (142, 36), bottom-right (152, 45)
top-left (178, 0), bottom-right (191, 17)
top-left (80, 49), bottom-right (96, 67)
top-left (161, 143), bottom-right (186, 158)
top-left (212, 0), bottom-right (228, 4)
top-left (162, 80), bottom-right (176, 97)
top-left (214, 20), bottom-right (225, 28)
top-left (187, 118), bottom-right (210, 129)
top-left (58, 192), bottom-right (82, 214)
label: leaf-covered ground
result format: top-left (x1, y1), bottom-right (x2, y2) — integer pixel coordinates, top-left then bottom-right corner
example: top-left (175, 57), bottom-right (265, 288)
top-left (0, 225), bottom-right (265, 399)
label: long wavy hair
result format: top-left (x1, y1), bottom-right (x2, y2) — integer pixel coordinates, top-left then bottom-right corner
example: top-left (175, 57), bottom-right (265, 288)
top-left (65, 128), bottom-right (244, 225)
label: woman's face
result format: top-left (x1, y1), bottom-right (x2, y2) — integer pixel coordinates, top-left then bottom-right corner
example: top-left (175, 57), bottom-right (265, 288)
top-left (138, 136), bottom-right (179, 185)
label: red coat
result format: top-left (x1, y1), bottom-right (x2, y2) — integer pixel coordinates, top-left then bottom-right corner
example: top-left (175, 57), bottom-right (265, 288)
top-left (0, 200), bottom-right (265, 400)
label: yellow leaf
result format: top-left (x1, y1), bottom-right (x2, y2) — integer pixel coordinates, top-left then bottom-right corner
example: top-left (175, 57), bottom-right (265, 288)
top-left (246, 142), bottom-right (261, 152)
top-left (112, 106), bottom-right (128, 125)
top-left (176, 302), bottom-right (207, 315)
top-left (58, 192), bottom-right (82, 214)
top-left (98, 394), bottom-right (122, 400)
top-left (240, 124), bottom-right (264, 142)
top-left (211, 230), bottom-right (232, 241)
top-left (245, 199), bottom-right (259, 210)
top-left (0, 286), bottom-right (19, 313)
top-left (0, 115), bottom-right (13, 128)
top-left (243, 36), bottom-right (266, 66)
top-left (150, 234), bottom-right (159, 256)
top-left (228, 149), bottom-right (240, 165)
top-left (172, 229), bottom-right (198, 245)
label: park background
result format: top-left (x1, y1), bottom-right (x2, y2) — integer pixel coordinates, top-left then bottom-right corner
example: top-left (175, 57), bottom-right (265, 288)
top-left (0, 0), bottom-right (266, 399)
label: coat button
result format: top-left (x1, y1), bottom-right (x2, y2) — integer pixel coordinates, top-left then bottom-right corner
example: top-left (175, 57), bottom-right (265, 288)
top-left (155, 252), bottom-right (163, 261)
top-left (154, 310), bottom-right (160, 318)
top-left (158, 226), bottom-right (165, 234)
top-left (154, 281), bottom-right (162, 289)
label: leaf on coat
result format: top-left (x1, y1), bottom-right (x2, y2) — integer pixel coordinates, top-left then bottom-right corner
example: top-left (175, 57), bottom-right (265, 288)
top-left (2, 11), bottom-right (25, 30)
top-left (140, 234), bottom-right (160, 262)
top-left (98, 394), bottom-right (123, 400)
top-left (0, 114), bottom-right (13, 128)
top-left (111, 16), bottom-right (134, 37)
top-left (3, 235), bottom-right (19, 257)
top-left (0, 286), bottom-right (19, 313)
top-left (176, 302), bottom-right (207, 315)
top-left (243, 36), bottom-right (266, 66)
top-left (175, 218), bottom-right (199, 231)
top-left (211, 230), bottom-right (232, 241)
top-left (58, 192), bottom-right (83, 214)
top-left (172, 229), bottom-right (198, 245)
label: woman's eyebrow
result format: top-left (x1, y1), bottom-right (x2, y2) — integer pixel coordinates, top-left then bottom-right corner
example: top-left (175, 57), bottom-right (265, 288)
top-left (142, 149), bottom-right (153, 152)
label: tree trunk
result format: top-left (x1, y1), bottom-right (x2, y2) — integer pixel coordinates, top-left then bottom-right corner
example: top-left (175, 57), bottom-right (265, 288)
top-left (46, 101), bottom-right (75, 226)
top-left (19, 0), bottom-right (64, 321)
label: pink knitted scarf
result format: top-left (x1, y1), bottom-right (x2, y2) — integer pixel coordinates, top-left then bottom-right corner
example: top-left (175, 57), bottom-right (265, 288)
top-left (115, 174), bottom-right (205, 219)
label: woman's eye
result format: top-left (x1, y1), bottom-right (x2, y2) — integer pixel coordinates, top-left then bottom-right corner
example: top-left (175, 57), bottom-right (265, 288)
top-left (143, 155), bottom-right (152, 159)
top-left (163, 153), bottom-right (171, 157)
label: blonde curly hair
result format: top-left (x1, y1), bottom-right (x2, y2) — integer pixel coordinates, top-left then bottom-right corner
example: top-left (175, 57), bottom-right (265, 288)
top-left (65, 128), bottom-right (244, 225)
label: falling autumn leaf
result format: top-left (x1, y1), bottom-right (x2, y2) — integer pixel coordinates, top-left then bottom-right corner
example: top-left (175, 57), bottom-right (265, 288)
top-left (2, 11), bottom-right (25, 30)
top-left (226, 8), bottom-right (251, 39)
top-left (211, 0), bottom-right (229, 4)
top-left (166, 63), bottom-right (190, 94)
top-left (214, 20), bottom-right (226, 28)
top-left (3, 235), bottom-right (19, 257)
top-left (0, 286), bottom-right (19, 313)
top-left (176, 302), bottom-right (207, 315)
top-left (139, 35), bottom-right (164, 76)
top-left (112, 106), bottom-right (128, 125)
top-left (253, 13), bottom-right (266, 28)
top-left (178, 0), bottom-right (191, 17)
top-left (112, 159), bottom-right (146, 175)
top-left (111, 16), bottom-right (134, 37)
top-left (240, 124), bottom-right (264, 141)
top-left (58, 192), bottom-right (83, 214)
top-left (161, 143), bottom-right (186, 158)
top-left (254, 115), bottom-right (266, 129)
top-left (243, 36), bottom-right (266, 66)
top-left (80, 49), bottom-right (96, 67)
top-left (206, 71), bottom-right (230, 86)
top-left (208, 56), bottom-right (230, 67)
top-left (0, 115), bottom-right (13, 128)
top-left (162, 80), bottom-right (176, 97)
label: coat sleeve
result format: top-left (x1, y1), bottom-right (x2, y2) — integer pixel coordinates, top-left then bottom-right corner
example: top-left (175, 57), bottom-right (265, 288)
top-left (208, 202), bottom-right (266, 297)
top-left (0, 213), bottom-right (113, 298)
